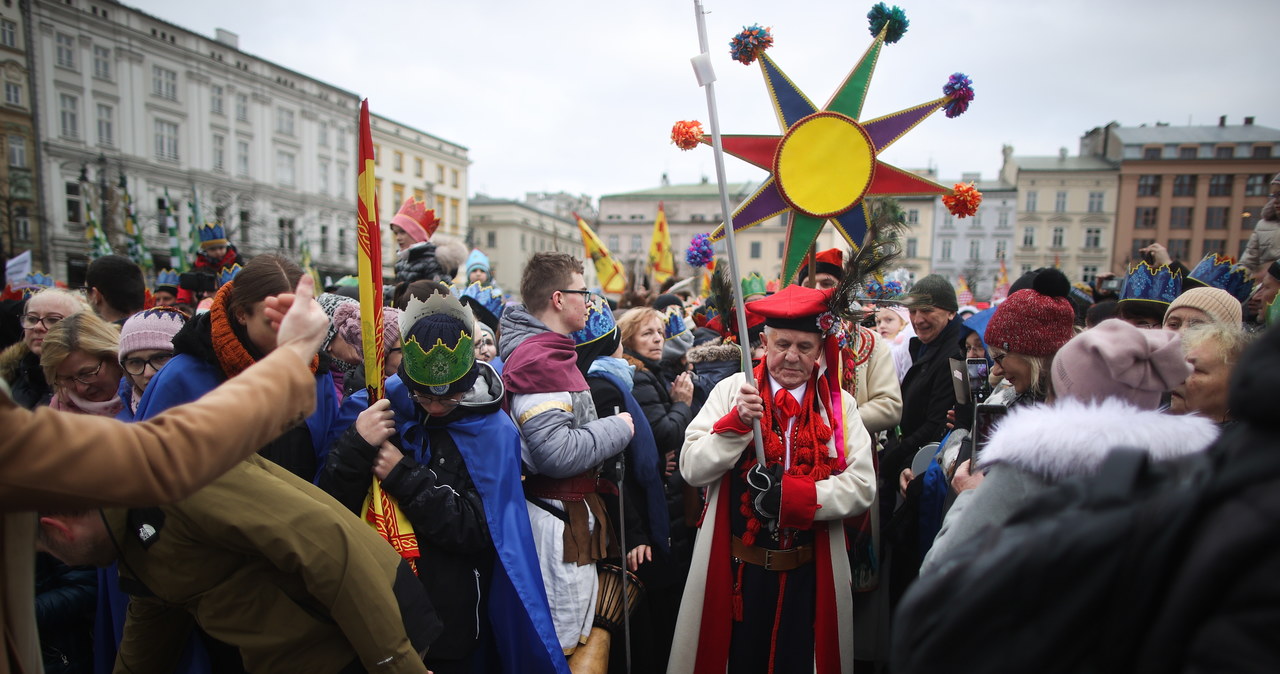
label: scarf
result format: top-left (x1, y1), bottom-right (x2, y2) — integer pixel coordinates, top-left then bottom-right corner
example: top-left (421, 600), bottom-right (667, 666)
top-left (208, 281), bottom-right (319, 379)
top-left (588, 356), bottom-right (635, 391)
top-left (52, 387), bottom-right (124, 417)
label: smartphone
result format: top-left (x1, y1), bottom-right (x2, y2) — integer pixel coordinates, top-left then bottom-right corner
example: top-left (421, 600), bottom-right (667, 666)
top-left (971, 403), bottom-right (1008, 470)
top-left (966, 358), bottom-right (989, 399)
top-left (1100, 278), bottom-right (1123, 292)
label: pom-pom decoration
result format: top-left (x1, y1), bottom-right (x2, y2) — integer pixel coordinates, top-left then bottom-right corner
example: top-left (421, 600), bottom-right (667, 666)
top-left (670, 120), bottom-right (705, 151)
top-left (867, 3), bottom-right (909, 44)
top-left (686, 233), bottom-right (715, 268)
top-left (943, 183), bottom-right (983, 218)
top-left (942, 72), bottom-right (974, 119)
top-left (729, 24), bottom-right (774, 66)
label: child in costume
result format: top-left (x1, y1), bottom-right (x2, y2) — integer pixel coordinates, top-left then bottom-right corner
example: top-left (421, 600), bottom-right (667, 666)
top-left (390, 197), bottom-right (450, 289)
top-left (1240, 173), bottom-right (1280, 277)
top-left (191, 222), bottom-right (240, 273)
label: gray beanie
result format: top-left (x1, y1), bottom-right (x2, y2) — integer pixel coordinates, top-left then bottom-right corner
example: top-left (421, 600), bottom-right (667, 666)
top-left (905, 274), bottom-right (959, 312)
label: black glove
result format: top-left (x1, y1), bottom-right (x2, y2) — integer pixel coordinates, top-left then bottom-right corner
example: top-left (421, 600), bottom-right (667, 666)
top-left (746, 463), bottom-right (785, 520)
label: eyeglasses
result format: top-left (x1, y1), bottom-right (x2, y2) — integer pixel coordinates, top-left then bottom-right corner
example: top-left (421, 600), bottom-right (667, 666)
top-left (558, 289), bottom-right (593, 300)
top-left (122, 352), bottom-right (175, 376)
top-left (57, 358), bottom-right (105, 387)
top-left (20, 313), bottom-right (64, 330)
top-left (408, 392), bottom-right (462, 409)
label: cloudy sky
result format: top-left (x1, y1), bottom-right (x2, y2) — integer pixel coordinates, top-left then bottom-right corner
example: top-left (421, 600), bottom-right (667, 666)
top-left (128, 0), bottom-right (1274, 203)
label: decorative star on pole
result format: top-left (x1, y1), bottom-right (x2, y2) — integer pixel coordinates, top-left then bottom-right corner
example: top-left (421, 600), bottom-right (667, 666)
top-left (702, 5), bottom-right (975, 284)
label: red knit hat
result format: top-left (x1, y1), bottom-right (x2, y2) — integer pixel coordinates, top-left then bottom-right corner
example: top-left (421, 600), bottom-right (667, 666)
top-left (983, 268), bottom-right (1075, 357)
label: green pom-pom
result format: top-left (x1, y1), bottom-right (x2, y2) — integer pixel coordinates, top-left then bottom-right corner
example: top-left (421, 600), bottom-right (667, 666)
top-left (867, 3), bottom-right (909, 44)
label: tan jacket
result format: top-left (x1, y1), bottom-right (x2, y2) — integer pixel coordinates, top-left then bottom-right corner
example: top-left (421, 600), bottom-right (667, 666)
top-left (846, 328), bottom-right (903, 435)
top-left (1, 348), bottom-right (317, 674)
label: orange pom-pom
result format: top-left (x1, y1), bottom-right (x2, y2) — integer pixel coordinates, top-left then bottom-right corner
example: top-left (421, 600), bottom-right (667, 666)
top-left (671, 120), bottom-right (705, 151)
top-left (943, 182), bottom-right (982, 218)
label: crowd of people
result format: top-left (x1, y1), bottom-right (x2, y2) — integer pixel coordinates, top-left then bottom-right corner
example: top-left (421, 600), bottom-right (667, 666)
top-left (2, 182), bottom-right (1280, 673)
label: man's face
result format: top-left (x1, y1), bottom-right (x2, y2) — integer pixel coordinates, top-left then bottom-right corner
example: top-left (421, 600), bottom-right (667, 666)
top-left (152, 290), bottom-right (177, 307)
top-left (37, 512), bottom-right (118, 567)
top-left (814, 273), bottom-right (840, 291)
top-left (909, 306), bottom-right (956, 344)
top-left (557, 272), bottom-right (590, 333)
top-left (762, 327), bottom-right (820, 390)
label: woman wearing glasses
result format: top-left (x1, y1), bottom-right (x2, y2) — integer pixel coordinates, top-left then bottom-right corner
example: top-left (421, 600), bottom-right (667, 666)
top-left (115, 308), bottom-right (187, 420)
top-left (39, 311), bottom-right (127, 417)
top-left (0, 288), bottom-right (86, 409)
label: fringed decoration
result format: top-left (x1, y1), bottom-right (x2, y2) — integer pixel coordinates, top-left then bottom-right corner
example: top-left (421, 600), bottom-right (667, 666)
top-left (943, 182), bottom-right (983, 218)
top-left (867, 3), bottom-right (909, 43)
top-left (686, 232), bottom-right (715, 267)
top-left (942, 72), bottom-right (974, 118)
top-left (729, 24), bottom-right (774, 65)
top-left (670, 120), bottom-right (705, 150)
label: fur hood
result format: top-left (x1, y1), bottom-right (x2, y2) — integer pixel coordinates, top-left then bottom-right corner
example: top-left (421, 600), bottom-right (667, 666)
top-left (980, 398), bottom-right (1220, 481)
top-left (0, 340), bottom-right (29, 383)
top-left (686, 341), bottom-right (741, 365)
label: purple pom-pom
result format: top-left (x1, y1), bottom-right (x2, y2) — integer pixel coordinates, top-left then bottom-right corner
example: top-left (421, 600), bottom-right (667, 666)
top-left (943, 72), bottom-right (974, 119)
top-left (686, 233), bottom-right (715, 268)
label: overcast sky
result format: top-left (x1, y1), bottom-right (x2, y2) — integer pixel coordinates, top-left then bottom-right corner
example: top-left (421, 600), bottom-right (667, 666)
top-left (127, 0), bottom-right (1275, 203)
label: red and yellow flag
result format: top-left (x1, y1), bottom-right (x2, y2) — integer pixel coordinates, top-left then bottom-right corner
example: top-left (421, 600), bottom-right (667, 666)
top-left (575, 212), bottom-right (626, 294)
top-left (649, 201), bottom-right (675, 284)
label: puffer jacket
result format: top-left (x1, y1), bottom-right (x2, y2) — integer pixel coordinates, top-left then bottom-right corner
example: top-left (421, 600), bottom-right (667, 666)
top-left (623, 351), bottom-right (692, 455)
top-left (394, 241), bottom-right (448, 287)
top-left (1240, 206), bottom-right (1280, 274)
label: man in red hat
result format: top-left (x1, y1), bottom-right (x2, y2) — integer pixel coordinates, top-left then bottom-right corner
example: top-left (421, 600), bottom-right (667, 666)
top-left (669, 284), bottom-right (876, 674)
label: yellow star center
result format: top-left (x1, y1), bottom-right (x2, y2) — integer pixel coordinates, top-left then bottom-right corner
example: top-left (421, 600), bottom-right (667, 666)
top-left (773, 112), bottom-right (876, 218)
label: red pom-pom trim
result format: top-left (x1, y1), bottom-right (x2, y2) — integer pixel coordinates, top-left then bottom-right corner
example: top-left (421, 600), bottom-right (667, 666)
top-left (943, 182), bottom-right (982, 218)
top-left (671, 120), bottom-right (705, 151)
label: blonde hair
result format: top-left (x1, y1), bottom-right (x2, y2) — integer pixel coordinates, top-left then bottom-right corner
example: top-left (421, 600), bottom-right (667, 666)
top-left (1180, 322), bottom-right (1252, 366)
top-left (987, 345), bottom-right (1055, 398)
top-left (616, 307), bottom-right (664, 353)
top-left (39, 311), bottom-right (121, 385)
top-left (26, 287), bottom-right (89, 315)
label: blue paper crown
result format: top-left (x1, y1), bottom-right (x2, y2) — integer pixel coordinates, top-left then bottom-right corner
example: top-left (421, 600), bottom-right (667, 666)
top-left (1119, 261), bottom-right (1182, 305)
top-left (863, 279), bottom-right (905, 301)
top-left (217, 264), bottom-right (242, 287)
top-left (570, 296), bottom-right (617, 346)
top-left (663, 305), bottom-right (690, 340)
top-left (155, 268), bottom-right (180, 290)
top-left (19, 272), bottom-right (54, 299)
top-left (459, 282), bottom-right (505, 318)
top-left (1189, 253), bottom-right (1254, 303)
top-left (199, 222), bottom-right (228, 247)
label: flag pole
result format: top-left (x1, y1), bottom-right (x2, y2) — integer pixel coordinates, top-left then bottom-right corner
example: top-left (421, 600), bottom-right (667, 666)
top-left (692, 0), bottom-right (766, 468)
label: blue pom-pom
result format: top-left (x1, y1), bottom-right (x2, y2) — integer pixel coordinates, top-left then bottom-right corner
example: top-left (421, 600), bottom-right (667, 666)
top-left (728, 24), bottom-right (774, 66)
top-left (867, 3), bottom-right (908, 44)
top-left (942, 72), bottom-right (974, 118)
top-left (686, 233), bottom-right (715, 268)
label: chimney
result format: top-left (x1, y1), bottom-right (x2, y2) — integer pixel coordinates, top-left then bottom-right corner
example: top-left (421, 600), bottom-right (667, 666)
top-left (661, 172), bottom-right (670, 187)
top-left (1059, 147), bottom-right (1068, 161)
top-left (1244, 116), bottom-right (1255, 126)
top-left (1219, 115), bottom-right (1227, 127)
top-left (961, 172), bottom-right (981, 183)
top-left (215, 28), bottom-right (239, 49)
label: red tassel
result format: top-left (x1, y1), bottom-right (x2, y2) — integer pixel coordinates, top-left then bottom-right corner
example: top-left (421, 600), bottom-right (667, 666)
top-left (732, 563), bottom-right (746, 622)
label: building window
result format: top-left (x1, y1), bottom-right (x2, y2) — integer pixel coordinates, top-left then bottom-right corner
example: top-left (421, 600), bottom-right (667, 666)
top-left (1214, 146), bottom-right (1234, 159)
top-left (339, 229), bottom-right (348, 256)
top-left (1054, 191), bottom-right (1067, 213)
top-left (1025, 191), bottom-right (1037, 212)
top-left (95, 104), bottom-right (112, 146)
top-left (277, 217), bottom-right (296, 251)
top-left (3, 82), bottom-right (19, 106)
top-left (93, 45), bottom-right (111, 79)
top-left (320, 225), bottom-right (329, 254)
top-left (1087, 191), bottom-right (1104, 213)
top-left (0, 19), bottom-right (15, 48)
top-left (414, 157), bottom-right (423, 177)
top-left (1168, 206), bottom-right (1191, 229)
top-left (995, 239), bottom-right (1008, 259)
top-left (1253, 145), bottom-right (1273, 159)
top-left (1137, 175), bottom-right (1161, 196)
top-left (152, 66), bottom-right (177, 100)
top-left (1081, 265), bottom-right (1098, 286)
top-left (1142, 147), bottom-right (1161, 160)
top-left (276, 151), bottom-right (296, 187)
top-left (210, 85), bottom-right (223, 115)
top-left (487, 231), bottom-right (496, 248)
top-left (1208, 174), bottom-right (1232, 196)
top-left (276, 108), bottom-right (294, 136)
top-left (318, 161), bottom-right (328, 194)
top-left (749, 241), bottom-right (761, 259)
top-left (998, 210), bottom-right (1009, 227)
top-left (1167, 239), bottom-right (1190, 262)
top-left (1085, 227), bottom-right (1102, 248)
top-left (337, 163), bottom-right (348, 198)
top-left (1051, 226), bottom-right (1064, 248)
top-left (391, 151), bottom-right (402, 172)
top-left (450, 199), bottom-right (459, 230)
top-left (392, 183), bottom-right (404, 206)
top-left (318, 122), bottom-right (329, 147)
top-left (1202, 239), bottom-right (1226, 258)
top-left (451, 169), bottom-right (459, 188)
top-left (7, 135), bottom-right (25, 167)
top-left (906, 238), bottom-right (918, 258)
top-left (336, 126), bottom-right (347, 152)
top-left (630, 234), bottom-right (642, 253)
top-left (14, 214), bottom-right (29, 241)
top-left (1172, 175), bottom-right (1196, 196)
top-left (236, 140), bottom-right (250, 177)
top-left (941, 239), bottom-right (952, 261)
top-left (236, 93), bottom-right (249, 121)
top-left (1022, 226), bottom-right (1035, 247)
top-left (1135, 206), bottom-right (1157, 229)
top-left (56, 33), bottom-right (76, 69)
top-left (607, 234), bottom-right (619, 252)
top-left (1178, 146), bottom-right (1197, 160)
top-left (65, 182), bottom-right (81, 224)
top-left (968, 239), bottom-right (981, 260)
top-left (777, 241), bottom-right (785, 258)
top-left (1245, 174), bottom-right (1270, 196)
top-left (1204, 206), bottom-right (1228, 230)
top-left (154, 120), bottom-right (178, 161)
top-left (59, 94), bottom-right (79, 139)
top-left (211, 134), bottom-right (225, 172)
top-left (907, 209), bottom-right (919, 225)
top-left (437, 164), bottom-right (445, 183)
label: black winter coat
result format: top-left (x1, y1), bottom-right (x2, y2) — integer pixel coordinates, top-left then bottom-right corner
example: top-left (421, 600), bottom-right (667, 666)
top-left (9, 350), bottom-right (51, 409)
top-left (624, 352), bottom-right (692, 455)
top-left (886, 316), bottom-right (966, 481)
top-left (35, 552), bottom-right (95, 674)
top-left (318, 400), bottom-right (493, 663)
top-left (393, 241), bottom-right (448, 287)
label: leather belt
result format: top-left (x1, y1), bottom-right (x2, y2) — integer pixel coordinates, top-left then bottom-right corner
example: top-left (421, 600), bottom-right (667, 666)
top-left (731, 536), bottom-right (814, 572)
top-left (524, 472), bottom-right (616, 502)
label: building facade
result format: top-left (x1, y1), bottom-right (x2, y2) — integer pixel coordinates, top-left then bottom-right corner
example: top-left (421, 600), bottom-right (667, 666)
top-left (1000, 146), bottom-right (1118, 287)
top-left (468, 194), bottom-right (581, 292)
top-left (930, 171), bottom-right (1015, 301)
top-left (1081, 119), bottom-right (1280, 273)
top-left (1, 0), bottom-right (39, 267)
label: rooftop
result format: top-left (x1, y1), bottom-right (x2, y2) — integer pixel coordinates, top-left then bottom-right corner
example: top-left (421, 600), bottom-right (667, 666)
top-left (1111, 123), bottom-right (1280, 146)
top-left (600, 181), bottom-right (758, 200)
top-left (1013, 155), bottom-right (1117, 171)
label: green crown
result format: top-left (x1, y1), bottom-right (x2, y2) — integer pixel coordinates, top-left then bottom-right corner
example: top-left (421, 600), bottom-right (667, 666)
top-left (401, 331), bottom-right (474, 388)
top-left (741, 272), bottom-right (767, 297)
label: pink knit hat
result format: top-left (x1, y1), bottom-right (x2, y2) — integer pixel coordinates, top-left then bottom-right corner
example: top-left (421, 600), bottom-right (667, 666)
top-left (332, 303), bottom-right (402, 357)
top-left (118, 308), bottom-right (187, 362)
top-left (389, 198), bottom-right (440, 244)
top-left (984, 269), bottom-right (1075, 357)
top-left (1050, 318), bottom-right (1191, 410)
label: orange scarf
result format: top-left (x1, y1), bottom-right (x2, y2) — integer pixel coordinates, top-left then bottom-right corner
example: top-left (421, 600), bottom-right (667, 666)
top-left (209, 281), bottom-right (319, 379)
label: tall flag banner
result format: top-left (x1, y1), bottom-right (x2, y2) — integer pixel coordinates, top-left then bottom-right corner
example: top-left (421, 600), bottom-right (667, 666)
top-left (163, 189), bottom-right (187, 271)
top-left (649, 201), bottom-right (676, 284)
top-left (575, 212), bottom-right (626, 293)
top-left (955, 274), bottom-right (973, 306)
top-left (84, 199), bottom-right (113, 260)
top-left (300, 239), bottom-right (321, 288)
top-left (991, 255), bottom-right (1010, 302)
top-left (187, 191), bottom-right (203, 260)
top-left (121, 175), bottom-right (152, 271)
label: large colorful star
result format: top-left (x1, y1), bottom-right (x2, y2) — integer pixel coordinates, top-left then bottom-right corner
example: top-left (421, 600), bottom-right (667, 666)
top-left (708, 25), bottom-right (960, 283)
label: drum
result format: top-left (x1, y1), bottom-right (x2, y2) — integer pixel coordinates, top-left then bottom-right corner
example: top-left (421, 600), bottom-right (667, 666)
top-left (567, 563), bottom-right (645, 674)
